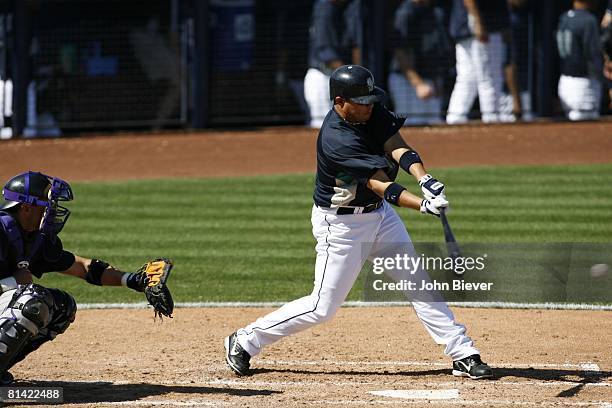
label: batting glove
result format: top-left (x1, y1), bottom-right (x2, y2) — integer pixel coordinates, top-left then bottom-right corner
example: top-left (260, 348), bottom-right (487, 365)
top-left (420, 195), bottom-right (449, 217)
top-left (419, 174), bottom-right (446, 200)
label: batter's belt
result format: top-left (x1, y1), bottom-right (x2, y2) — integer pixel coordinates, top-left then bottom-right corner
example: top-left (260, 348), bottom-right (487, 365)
top-left (335, 201), bottom-right (383, 215)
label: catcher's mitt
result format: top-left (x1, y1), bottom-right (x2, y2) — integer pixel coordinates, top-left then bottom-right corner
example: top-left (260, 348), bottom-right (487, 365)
top-left (137, 258), bottom-right (174, 319)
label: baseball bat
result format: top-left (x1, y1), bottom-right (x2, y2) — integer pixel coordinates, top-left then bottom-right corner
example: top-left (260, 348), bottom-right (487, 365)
top-left (439, 208), bottom-right (464, 276)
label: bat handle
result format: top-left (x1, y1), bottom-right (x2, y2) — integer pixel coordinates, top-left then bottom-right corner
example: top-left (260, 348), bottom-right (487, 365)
top-left (440, 206), bottom-right (448, 219)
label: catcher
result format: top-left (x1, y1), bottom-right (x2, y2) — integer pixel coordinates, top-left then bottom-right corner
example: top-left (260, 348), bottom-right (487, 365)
top-left (0, 171), bottom-right (174, 385)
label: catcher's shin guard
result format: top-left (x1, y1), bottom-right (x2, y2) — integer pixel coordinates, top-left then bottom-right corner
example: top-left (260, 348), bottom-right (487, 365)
top-left (47, 288), bottom-right (77, 335)
top-left (0, 284), bottom-right (53, 373)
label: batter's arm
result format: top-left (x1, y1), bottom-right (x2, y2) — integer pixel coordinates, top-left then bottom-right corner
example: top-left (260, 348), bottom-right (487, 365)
top-left (383, 132), bottom-right (427, 181)
top-left (367, 169), bottom-right (422, 210)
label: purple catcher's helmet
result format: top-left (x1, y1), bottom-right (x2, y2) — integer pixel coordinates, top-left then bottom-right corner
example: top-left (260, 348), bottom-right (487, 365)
top-left (1, 171), bottom-right (73, 234)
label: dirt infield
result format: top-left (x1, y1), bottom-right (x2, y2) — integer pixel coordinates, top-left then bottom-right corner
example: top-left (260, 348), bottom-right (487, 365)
top-left (15, 308), bottom-right (612, 407)
top-left (2, 121), bottom-right (611, 407)
top-left (1, 121), bottom-right (611, 181)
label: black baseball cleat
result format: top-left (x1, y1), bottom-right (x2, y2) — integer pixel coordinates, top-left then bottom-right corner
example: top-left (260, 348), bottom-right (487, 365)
top-left (0, 371), bottom-right (14, 385)
top-left (224, 332), bottom-right (251, 376)
top-left (452, 354), bottom-right (493, 379)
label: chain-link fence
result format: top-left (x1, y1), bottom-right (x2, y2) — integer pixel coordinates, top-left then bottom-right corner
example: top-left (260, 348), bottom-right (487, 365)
top-left (0, 0), bottom-right (609, 137)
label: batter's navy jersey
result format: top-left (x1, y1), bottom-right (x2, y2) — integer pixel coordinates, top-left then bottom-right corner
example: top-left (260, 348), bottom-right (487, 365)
top-left (0, 215), bottom-right (75, 279)
top-left (314, 104), bottom-right (404, 208)
top-left (308, 0), bottom-right (353, 75)
top-left (390, 0), bottom-right (452, 80)
top-left (556, 9), bottom-right (603, 78)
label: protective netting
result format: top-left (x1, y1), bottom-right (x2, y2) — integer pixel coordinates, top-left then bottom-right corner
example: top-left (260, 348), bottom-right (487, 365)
top-left (0, 0), bottom-right (608, 134)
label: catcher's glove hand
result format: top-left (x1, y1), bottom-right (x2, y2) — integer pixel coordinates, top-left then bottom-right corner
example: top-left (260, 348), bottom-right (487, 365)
top-left (137, 258), bottom-right (174, 319)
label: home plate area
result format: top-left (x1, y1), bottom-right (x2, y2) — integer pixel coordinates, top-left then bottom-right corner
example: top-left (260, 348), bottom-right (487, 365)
top-left (10, 308), bottom-right (612, 407)
top-left (211, 359), bottom-right (610, 407)
top-left (17, 359), bottom-right (610, 407)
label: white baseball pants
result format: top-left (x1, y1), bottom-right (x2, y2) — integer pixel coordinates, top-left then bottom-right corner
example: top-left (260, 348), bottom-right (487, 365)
top-left (388, 73), bottom-right (443, 125)
top-left (236, 202), bottom-right (480, 361)
top-left (558, 75), bottom-right (601, 121)
top-left (446, 33), bottom-right (504, 124)
top-left (304, 68), bottom-right (332, 129)
top-left (0, 78), bottom-right (13, 139)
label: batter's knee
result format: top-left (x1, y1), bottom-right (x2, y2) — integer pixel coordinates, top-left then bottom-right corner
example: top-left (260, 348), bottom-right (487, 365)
top-left (311, 302), bottom-right (341, 323)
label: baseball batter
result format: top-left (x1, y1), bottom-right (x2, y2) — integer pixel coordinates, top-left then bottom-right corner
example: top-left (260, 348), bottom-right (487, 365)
top-left (0, 171), bottom-right (173, 385)
top-left (225, 65), bottom-right (492, 380)
top-left (556, 0), bottom-right (603, 121)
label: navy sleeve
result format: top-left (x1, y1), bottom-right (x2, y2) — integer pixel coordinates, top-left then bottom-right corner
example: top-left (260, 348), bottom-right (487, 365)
top-left (366, 105), bottom-right (405, 145)
top-left (394, 1), bottom-right (431, 50)
top-left (390, 1), bottom-right (410, 54)
top-left (312, 2), bottom-right (342, 64)
top-left (403, 6), bottom-right (421, 46)
top-left (45, 250), bottom-right (76, 274)
top-left (30, 237), bottom-right (76, 278)
top-left (394, 1), bottom-right (415, 41)
top-left (449, 0), bottom-right (470, 40)
top-left (343, 0), bottom-right (362, 49)
top-left (583, 17), bottom-right (604, 77)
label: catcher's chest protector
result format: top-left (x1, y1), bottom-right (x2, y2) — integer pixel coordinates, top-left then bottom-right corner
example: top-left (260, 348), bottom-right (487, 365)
top-left (0, 213), bottom-right (51, 273)
top-left (0, 213), bottom-right (27, 266)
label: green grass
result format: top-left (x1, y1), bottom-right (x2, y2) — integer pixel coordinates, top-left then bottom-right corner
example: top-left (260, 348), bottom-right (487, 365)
top-left (35, 164), bottom-right (612, 304)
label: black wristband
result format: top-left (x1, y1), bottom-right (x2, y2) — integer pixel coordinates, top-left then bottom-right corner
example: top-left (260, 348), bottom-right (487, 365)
top-left (399, 150), bottom-right (423, 175)
top-left (126, 273), bottom-right (146, 292)
top-left (86, 258), bottom-right (109, 286)
top-left (384, 183), bottom-right (406, 206)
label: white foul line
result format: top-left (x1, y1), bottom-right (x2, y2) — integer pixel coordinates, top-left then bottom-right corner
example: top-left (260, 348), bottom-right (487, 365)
top-left (313, 399), bottom-right (611, 407)
top-left (76, 301), bottom-right (612, 311)
top-left (206, 378), bottom-right (611, 388)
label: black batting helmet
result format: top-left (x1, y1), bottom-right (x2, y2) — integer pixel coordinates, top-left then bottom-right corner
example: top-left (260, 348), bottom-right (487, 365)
top-left (329, 65), bottom-right (386, 104)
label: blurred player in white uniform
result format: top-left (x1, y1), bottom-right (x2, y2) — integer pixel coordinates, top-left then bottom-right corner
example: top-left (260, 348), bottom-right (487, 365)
top-left (446, 0), bottom-right (510, 124)
top-left (556, 0), bottom-right (603, 121)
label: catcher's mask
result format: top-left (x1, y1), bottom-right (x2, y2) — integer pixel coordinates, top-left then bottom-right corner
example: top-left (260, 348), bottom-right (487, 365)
top-left (1, 171), bottom-right (73, 235)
